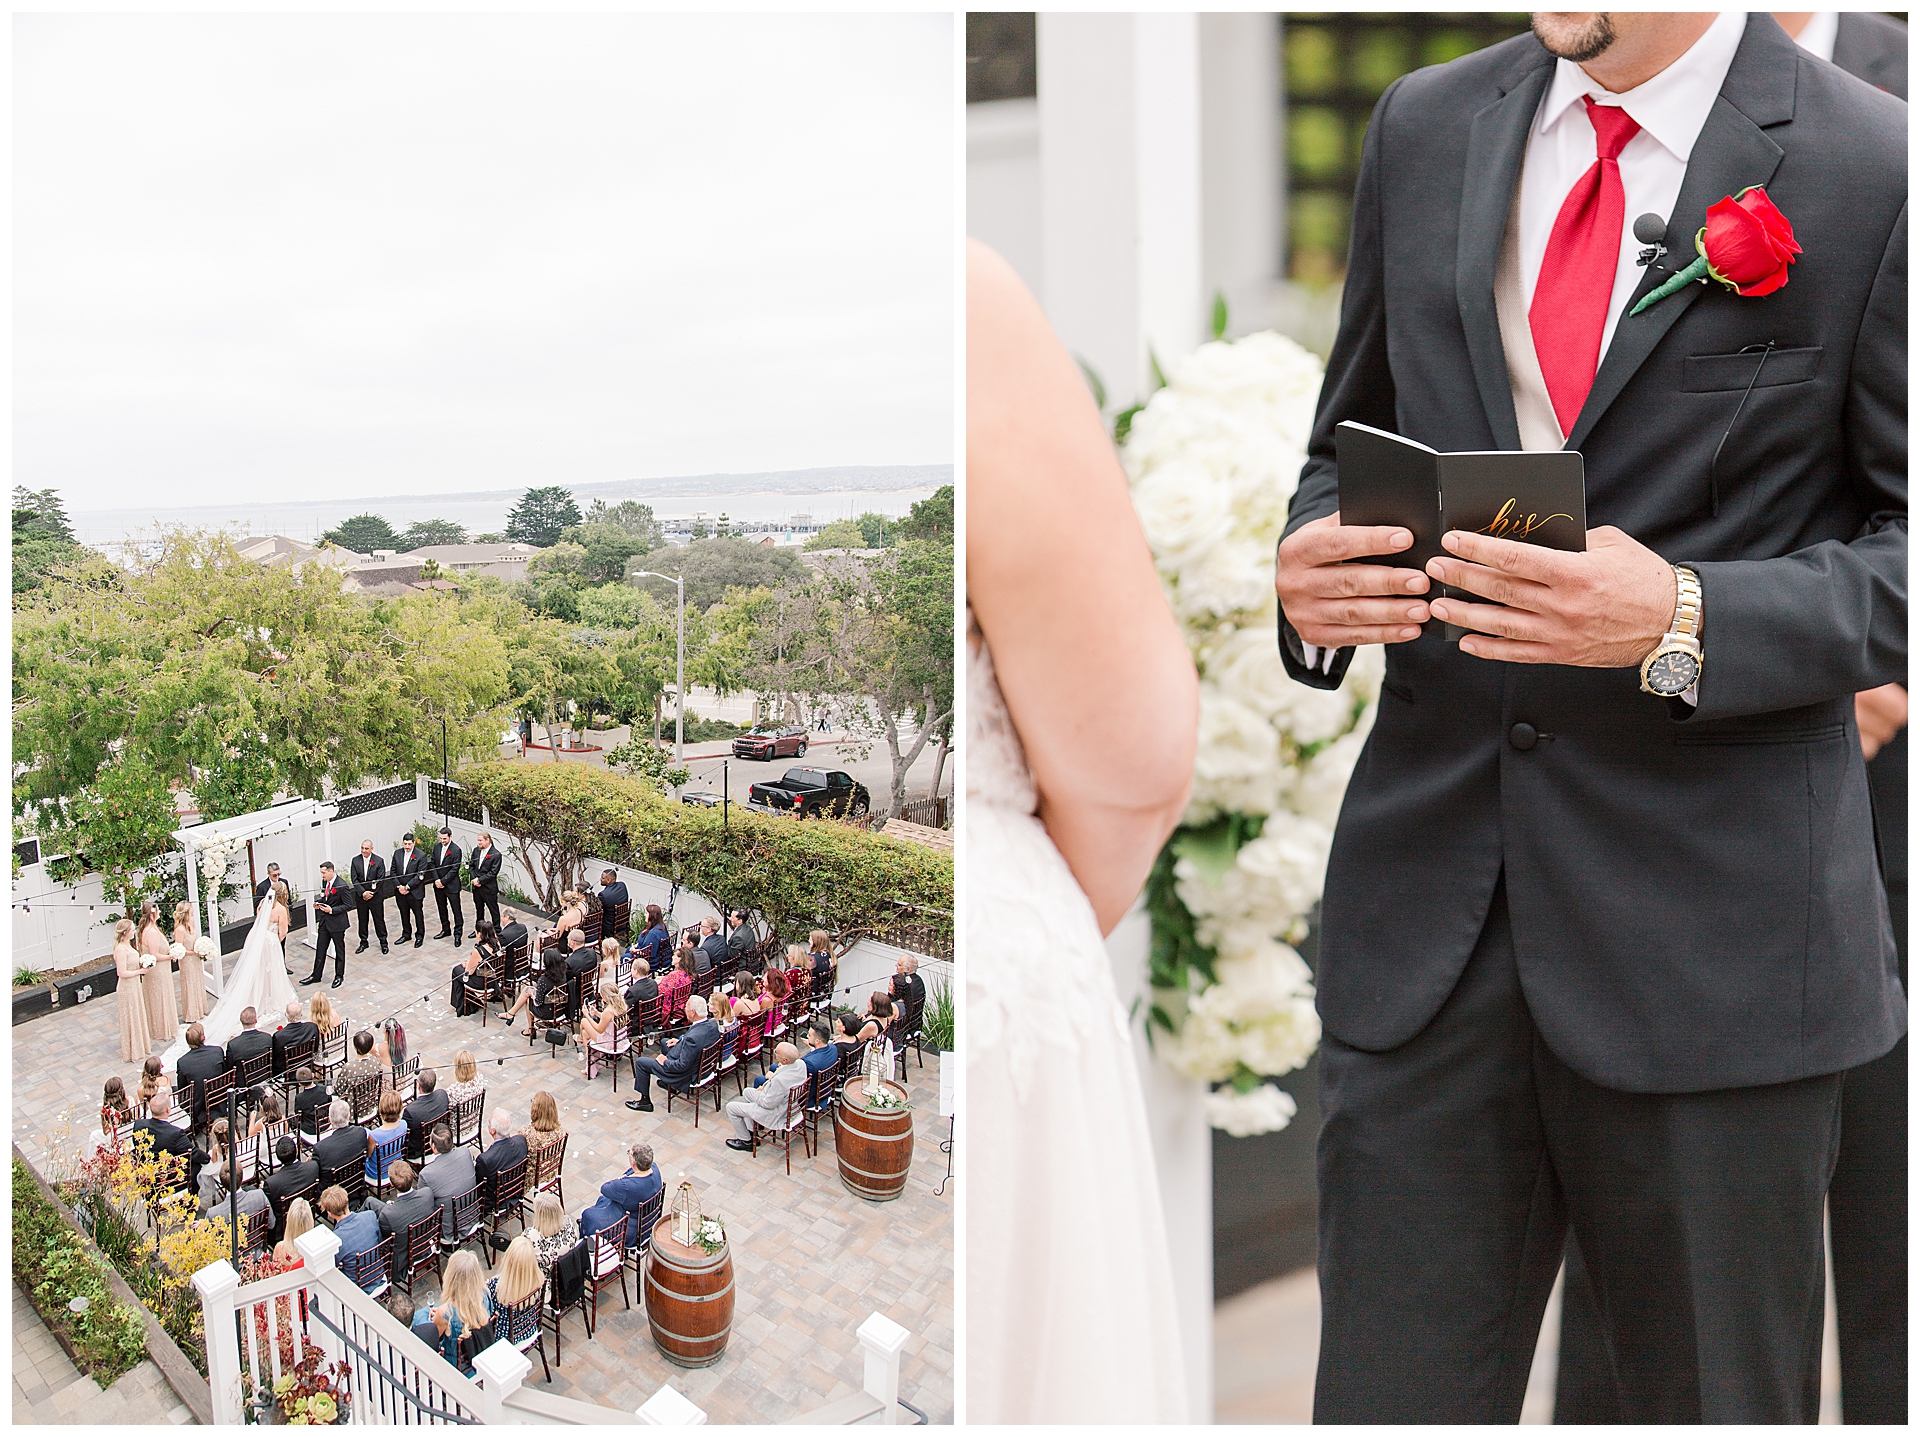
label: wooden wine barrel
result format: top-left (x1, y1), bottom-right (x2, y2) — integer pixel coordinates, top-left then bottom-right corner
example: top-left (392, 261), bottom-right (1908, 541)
top-left (835, 1078), bottom-right (914, 1201)
top-left (644, 1228), bottom-right (735, 1368)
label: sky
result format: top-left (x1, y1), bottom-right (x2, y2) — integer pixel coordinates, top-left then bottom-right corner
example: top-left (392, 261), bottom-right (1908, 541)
top-left (14, 12), bottom-right (955, 512)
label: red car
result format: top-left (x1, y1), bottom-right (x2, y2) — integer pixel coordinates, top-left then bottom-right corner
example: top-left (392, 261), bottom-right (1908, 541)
top-left (731, 724), bottom-right (809, 761)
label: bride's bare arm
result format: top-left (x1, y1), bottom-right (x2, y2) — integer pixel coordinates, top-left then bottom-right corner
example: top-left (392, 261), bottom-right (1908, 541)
top-left (967, 241), bottom-right (1198, 935)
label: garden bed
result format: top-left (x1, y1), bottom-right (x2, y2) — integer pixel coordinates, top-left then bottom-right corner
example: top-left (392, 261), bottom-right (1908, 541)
top-left (12, 1146), bottom-right (213, 1421)
top-left (13, 958), bottom-right (118, 1027)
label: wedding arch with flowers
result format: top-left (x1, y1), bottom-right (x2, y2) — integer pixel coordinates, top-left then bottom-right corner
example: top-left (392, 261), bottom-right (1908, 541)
top-left (1121, 327), bottom-right (1381, 1137)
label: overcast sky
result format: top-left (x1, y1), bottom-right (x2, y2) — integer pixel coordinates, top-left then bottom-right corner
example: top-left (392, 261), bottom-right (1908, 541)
top-left (15, 12), bottom-right (954, 512)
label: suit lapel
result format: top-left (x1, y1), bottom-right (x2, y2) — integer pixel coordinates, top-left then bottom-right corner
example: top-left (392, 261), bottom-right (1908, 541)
top-left (1564, 18), bottom-right (1796, 451)
top-left (1458, 50), bottom-right (1555, 452)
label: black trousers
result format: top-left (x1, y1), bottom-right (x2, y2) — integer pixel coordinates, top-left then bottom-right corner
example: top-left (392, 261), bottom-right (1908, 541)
top-left (472, 885), bottom-right (500, 934)
top-left (311, 927), bottom-right (346, 982)
top-left (1558, 732), bottom-right (1908, 1425)
top-left (355, 896), bottom-right (387, 946)
top-left (432, 881), bottom-right (464, 938)
top-left (392, 888), bottom-right (425, 940)
top-left (1315, 879), bottom-right (1843, 1425)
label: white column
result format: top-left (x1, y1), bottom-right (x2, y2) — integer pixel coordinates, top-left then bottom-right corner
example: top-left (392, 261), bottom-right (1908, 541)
top-left (301, 818), bottom-right (315, 951)
top-left (857, 1311), bottom-right (910, 1424)
top-left (1199, 13), bottom-right (1282, 333)
top-left (1107, 905), bottom-right (1214, 1423)
top-left (192, 1258), bottom-right (245, 1424)
top-left (1037, 12), bottom-right (1205, 411)
top-left (637, 1383), bottom-right (708, 1425)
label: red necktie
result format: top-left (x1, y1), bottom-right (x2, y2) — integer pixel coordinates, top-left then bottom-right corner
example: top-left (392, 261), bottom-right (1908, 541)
top-left (1530, 97), bottom-right (1642, 436)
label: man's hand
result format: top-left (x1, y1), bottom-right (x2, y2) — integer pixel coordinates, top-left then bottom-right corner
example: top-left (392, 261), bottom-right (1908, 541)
top-left (1856, 683), bottom-right (1909, 760)
top-left (1275, 513), bottom-right (1432, 647)
top-left (1425, 526), bottom-right (1675, 667)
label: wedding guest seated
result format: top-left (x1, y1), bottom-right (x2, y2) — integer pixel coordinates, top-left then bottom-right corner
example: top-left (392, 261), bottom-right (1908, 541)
top-left (890, 954), bottom-right (927, 1010)
top-left (198, 1154), bottom-right (270, 1225)
top-left (696, 917), bottom-right (725, 972)
top-left (725, 909), bottom-right (761, 973)
top-left (314, 1099), bottom-right (368, 1177)
top-left (724, 1042), bottom-right (808, 1152)
top-left (321, 1184), bottom-right (380, 1263)
top-left (577, 980), bottom-right (628, 1055)
top-left (365, 1160), bottom-right (435, 1248)
top-left (580, 887), bottom-right (603, 925)
top-left (340, 1030), bottom-right (385, 1099)
top-left (546, 892), bottom-right (587, 947)
top-left (474, 1109), bottom-right (527, 1208)
top-left (527, 1192), bottom-right (577, 1294)
top-left (562, 927), bottom-right (596, 980)
top-left (274, 1197), bottom-right (315, 1266)
top-left (833, 1010), bottom-right (865, 1060)
top-left (443, 1050), bottom-right (486, 1109)
top-left (498, 908), bottom-right (530, 956)
top-left (225, 1007), bottom-right (275, 1081)
top-left (656, 950), bottom-right (694, 1018)
top-left (271, 1000), bottom-right (319, 1076)
top-left (801, 1019), bottom-right (839, 1091)
top-left (521, 1091), bottom-right (566, 1162)
top-left (598, 937), bottom-right (621, 983)
top-left (632, 905), bottom-right (672, 975)
top-left (309, 994), bottom-right (342, 1050)
top-left (808, 929), bottom-right (836, 990)
top-left (625, 996), bottom-right (719, 1112)
top-left (387, 1287), bottom-right (441, 1350)
top-left (99, 1075), bottom-right (133, 1138)
top-left (249, 1090), bottom-right (288, 1148)
top-left (712, 993), bottom-right (740, 1046)
top-left (420, 1251), bottom-right (494, 1377)
top-left (761, 970), bottom-right (791, 1034)
top-left (402, 1068), bottom-right (449, 1155)
top-left (419, 1124), bottom-right (479, 1241)
top-left (264, 1135), bottom-right (319, 1242)
top-left (501, 952), bottom-right (568, 1038)
top-left (366, 1091), bottom-right (408, 1182)
top-left (577, 1142), bottom-right (662, 1248)
top-left (136, 1056), bottom-right (166, 1116)
top-left (732, 974), bottom-right (767, 1026)
top-left (487, 1236), bottom-right (545, 1326)
top-left (856, 992), bottom-right (894, 1044)
top-left (782, 944), bottom-right (814, 1003)
top-left (598, 869), bottom-right (629, 911)
top-left (174, 1022), bottom-right (227, 1124)
top-left (625, 957), bottom-right (660, 1019)
top-left (292, 1067), bottom-right (330, 1139)
top-left (451, 922), bottom-right (500, 1018)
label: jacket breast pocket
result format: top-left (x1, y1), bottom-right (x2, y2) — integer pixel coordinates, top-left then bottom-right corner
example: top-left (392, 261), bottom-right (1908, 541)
top-left (1682, 345), bottom-right (1823, 393)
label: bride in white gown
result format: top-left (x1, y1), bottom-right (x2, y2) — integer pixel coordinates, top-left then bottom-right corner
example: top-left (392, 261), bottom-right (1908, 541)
top-left (966, 242), bottom-right (1200, 1422)
top-left (160, 890), bottom-right (299, 1073)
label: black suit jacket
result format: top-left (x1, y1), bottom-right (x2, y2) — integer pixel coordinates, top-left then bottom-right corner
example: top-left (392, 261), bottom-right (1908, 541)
top-left (498, 922), bottom-right (528, 953)
top-left (225, 1028), bottom-right (274, 1081)
top-left (1832, 11), bottom-right (1908, 100)
top-left (469, 844), bottom-right (501, 893)
top-left (315, 1124), bottom-right (369, 1177)
top-left (1279, 16), bottom-right (1905, 1093)
top-left (370, 1187), bottom-right (437, 1245)
top-left (474, 1133), bottom-right (529, 1205)
top-left (351, 853), bottom-right (388, 902)
top-left (314, 878), bottom-right (352, 934)
top-left (129, 1117), bottom-right (200, 1190)
top-left (264, 1157), bottom-right (320, 1237)
top-left (599, 882), bottom-right (629, 908)
top-left (389, 848), bottom-right (428, 899)
top-left (272, 1020), bottom-right (322, 1076)
top-left (658, 1018), bottom-right (720, 1082)
top-left (430, 840), bottom-right (463, 888)
top-left (176, 1044), bottom-right (228, 1125)
top-left (404, 1090), bottom-right (450, 1152)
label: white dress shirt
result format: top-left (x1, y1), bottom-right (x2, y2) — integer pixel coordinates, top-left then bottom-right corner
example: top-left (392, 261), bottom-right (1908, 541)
top-left (1790, 11), bottom-right (1840, 61)
top-left (1301, 12), bottom-right (1743, 683)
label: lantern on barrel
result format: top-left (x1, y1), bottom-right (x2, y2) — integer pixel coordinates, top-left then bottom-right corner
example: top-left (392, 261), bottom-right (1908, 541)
top-left (671, 1179), bottom-right (700, 1246)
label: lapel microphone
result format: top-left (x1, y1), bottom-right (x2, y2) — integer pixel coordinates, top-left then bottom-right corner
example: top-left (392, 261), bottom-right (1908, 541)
top-left (1632, 212), bottom-right (1668, 268)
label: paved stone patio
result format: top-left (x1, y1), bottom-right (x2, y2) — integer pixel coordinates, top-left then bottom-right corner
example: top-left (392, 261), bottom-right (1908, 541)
top-left (11, 924), bottom-right (953, 1425)
top-left (12, 1282), bottom-right (194, 1425)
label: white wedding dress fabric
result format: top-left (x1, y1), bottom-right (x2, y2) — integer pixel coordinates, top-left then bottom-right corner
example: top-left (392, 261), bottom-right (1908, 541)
top-left (160, 898), bottom-right (298, 1074)
top-left (965, 609), bottom-right (1190, 1423)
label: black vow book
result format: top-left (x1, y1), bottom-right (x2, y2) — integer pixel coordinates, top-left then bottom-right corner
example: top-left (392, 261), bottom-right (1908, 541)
top-left (1335, 421), bottom-right (1587, 642)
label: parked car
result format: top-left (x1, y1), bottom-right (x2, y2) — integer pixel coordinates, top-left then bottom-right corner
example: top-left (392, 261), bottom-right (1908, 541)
top-left (731, 724), bottom-right (809, 761)
top-left (747, 768), bottom-right (871, 819)
top-left (680, 792), bottom-right (723, 808)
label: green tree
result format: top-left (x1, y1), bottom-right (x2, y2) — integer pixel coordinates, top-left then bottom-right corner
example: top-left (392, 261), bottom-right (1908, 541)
top-left (528, 524), bottom-right (653, 588)
top-left (14, 487), bottom-right (76, 542)
top-left (51, 755), bottom-right (181, 922)
top-left (398, 519), bottom-right (467, 550)
top-left (897, 484), bottom-right (954, 541)
top-left (858, 512), bottom-right (900, 548)
top-left (630, 537), bottom-right (805, 612)
top-left (584, 499), bottom-right (664, 547)
top-left (193, 739), bottom-right (284, 823)
top-left (505, 487), bottom-right (583, 547)
top-left (321, 513), bottom-right (402, 553)
top-left (13, 488), bottom-right (87, 599)
top-left (804, 518), bottom-right (869, 551)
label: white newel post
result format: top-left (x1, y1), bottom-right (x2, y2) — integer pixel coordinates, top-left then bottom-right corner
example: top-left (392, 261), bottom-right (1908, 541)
top-left (193, 1258), bottom-right (245, 1424)
top-left (857, 1311), bottom-right (910, 1423)
top-left (471, 1340), bottom-right (530, 1425)
top-left (637, 1383), bottom-right (708, 1425)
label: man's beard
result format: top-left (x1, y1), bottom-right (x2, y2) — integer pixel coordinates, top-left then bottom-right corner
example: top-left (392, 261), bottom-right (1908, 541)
top-left (1532, 12), bottom-right (1617, 63)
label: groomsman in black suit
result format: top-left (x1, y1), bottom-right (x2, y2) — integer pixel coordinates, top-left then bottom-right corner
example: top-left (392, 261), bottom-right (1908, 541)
top-left (252, 863), bottom-right (283, 906)
top-left (351, 839), bottom-right (389, 955)
top-left (430, 828), bottom-right (464, 944)
top-left (468, 830), bottom-right (502, 933)
top-left (388, 833), bottom-right (429, 949)
top-left (307, 863), bottom-right (351, 987)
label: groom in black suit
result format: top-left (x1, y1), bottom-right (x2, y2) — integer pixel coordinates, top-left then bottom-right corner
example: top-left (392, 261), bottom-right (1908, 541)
top-left (388, 833), bottom-right (429, 949)
top-left (307, 862), bottom-right (351, 987)
top-left (429, 827), bottom-right (464, 944)
top-left (1274, 13), bottom-right (1903, 1424)
top-left (351, 839), bottom-right (389, 955)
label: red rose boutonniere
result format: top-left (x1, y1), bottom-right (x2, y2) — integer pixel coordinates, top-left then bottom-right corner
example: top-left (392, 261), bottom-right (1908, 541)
top-left (1629, 186), bottom-right (1801, 316)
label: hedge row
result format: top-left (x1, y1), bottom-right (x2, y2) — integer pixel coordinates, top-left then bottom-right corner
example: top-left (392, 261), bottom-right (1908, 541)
top-left (12, 1158), bottom-right (148, 1385)
top-left (459, 761), bottom-right (953, 952)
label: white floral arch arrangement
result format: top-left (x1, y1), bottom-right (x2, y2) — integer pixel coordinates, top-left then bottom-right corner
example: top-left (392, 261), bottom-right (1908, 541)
top-left (1121, 329), bottom-right (1382, 1136)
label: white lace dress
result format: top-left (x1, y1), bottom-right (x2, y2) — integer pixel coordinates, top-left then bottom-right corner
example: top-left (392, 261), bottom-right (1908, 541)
top-left (965, 610), bottom-right (1189, 1423)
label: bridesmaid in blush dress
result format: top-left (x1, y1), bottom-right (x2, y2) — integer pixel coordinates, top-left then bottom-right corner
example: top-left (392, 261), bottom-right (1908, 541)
top-left (114, 919), bottom-right (152, 1063)
top-left (172, 902), bottom-right (206, 1024)
top-left (139, 901), bottom-right (179, 1044)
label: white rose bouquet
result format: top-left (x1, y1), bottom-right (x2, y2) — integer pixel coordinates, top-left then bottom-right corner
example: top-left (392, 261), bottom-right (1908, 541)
top-left (1121, 327), bottom-right (1381, 1136)
top-left (193, 935), bottom-right (217, 960)
top-left (169, 942), bottom-right (187, 961)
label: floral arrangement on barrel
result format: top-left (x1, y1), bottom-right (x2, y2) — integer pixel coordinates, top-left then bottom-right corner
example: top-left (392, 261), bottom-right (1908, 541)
top-left (1119, 311), bottom-right (1380, 1137)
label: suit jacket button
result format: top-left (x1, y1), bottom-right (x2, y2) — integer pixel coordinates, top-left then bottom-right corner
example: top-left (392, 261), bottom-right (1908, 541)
top-left (1509, 722), bottom-right (1538, 751)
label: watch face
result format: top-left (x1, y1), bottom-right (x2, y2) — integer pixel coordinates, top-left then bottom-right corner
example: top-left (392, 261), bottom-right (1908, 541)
top-left (1646, 649), bottom-right (1700, 696)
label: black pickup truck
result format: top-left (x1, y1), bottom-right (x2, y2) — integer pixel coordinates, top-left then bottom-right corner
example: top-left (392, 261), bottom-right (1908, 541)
top-left (747, 768), bottom-right (872, 819)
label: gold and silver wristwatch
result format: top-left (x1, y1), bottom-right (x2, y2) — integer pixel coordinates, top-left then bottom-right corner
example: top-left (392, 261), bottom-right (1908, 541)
top-left (1640, 565), bottom-right (1704, 697)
